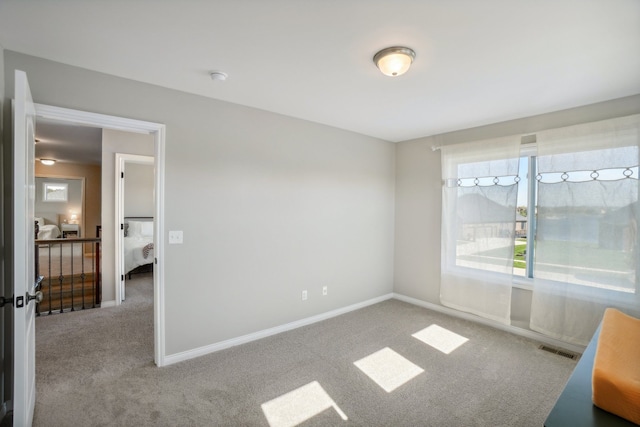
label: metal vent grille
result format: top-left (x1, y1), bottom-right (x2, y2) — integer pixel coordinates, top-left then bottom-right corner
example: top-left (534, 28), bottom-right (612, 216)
top-left (538, 345), bottom-right (580, 360)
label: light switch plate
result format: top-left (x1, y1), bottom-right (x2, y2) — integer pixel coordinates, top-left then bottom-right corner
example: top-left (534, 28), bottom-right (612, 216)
top-left (168, 230), bottom-right (183, 244)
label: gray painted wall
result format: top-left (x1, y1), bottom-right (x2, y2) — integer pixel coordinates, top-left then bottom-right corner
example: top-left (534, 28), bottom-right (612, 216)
top-left (394, 94), bottom-right (640, 328)
top-left (3, 51), bottom-right (396, 356)
top-left (124, 163), bottom-right (154, 218)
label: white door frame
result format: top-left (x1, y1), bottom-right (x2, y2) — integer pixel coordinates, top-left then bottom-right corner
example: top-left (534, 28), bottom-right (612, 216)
top-left (33, 103), bottom-right (167, 367)
top-left (115, 153), bottom-right (154, 303)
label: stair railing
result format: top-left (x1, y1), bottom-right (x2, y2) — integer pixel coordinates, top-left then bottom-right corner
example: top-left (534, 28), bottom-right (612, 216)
top-left (35, 237), bottom-right (102, 315)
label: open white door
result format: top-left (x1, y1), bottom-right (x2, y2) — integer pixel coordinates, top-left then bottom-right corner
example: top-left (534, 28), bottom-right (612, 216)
top-left (13, 70), bottom-right (40, 426)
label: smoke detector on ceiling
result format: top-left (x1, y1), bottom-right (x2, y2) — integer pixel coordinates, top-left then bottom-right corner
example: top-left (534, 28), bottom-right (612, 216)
top-left (210, 71), bottom-right (228, 82)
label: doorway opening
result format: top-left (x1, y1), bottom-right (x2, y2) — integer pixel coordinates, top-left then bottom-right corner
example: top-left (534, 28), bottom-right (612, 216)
top-left (115, 154), bottom-right (155, 303)
top-left (33, 103), bottom-right (166, 366)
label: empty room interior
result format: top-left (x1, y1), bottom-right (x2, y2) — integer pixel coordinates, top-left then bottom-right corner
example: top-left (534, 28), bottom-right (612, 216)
top-left (1, 1), bottom-right (640, 426)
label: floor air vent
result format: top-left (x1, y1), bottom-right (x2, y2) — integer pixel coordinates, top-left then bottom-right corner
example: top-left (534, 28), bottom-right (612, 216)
top-left (538, 345), bottom-right (580, 360)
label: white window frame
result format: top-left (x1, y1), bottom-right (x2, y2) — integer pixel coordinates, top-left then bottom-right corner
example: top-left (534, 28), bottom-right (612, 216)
top-left (512, 142), bottom-right (537, 290)
top-left (42, 182), bottom-right (68, 202)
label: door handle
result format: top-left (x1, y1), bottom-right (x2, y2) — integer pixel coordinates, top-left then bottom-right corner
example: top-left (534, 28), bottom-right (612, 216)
top-left (27, 291), bottom-right (43, 304)
top-left (13, 276), bottom-right (45, 308)
top-left (26, 276), bottom-right (44, 304)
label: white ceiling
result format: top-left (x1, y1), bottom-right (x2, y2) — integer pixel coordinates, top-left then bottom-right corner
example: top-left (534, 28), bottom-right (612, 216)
top-left (35, 119), bottom-right (102, 165)
top-left (1, 0), bottom-right (639, 143)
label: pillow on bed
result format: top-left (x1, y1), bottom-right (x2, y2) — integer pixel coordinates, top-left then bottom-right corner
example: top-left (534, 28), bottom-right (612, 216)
top-left (34, 217), bottom-right (46, 228)
top-left (140, 221), bottom-right (153, 237)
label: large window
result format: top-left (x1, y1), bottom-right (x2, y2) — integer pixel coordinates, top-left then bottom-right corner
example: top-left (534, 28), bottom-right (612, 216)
top-left (441, 114), bottom-right (640, 345)
top-left (453, 143), bottom-right (639, 295)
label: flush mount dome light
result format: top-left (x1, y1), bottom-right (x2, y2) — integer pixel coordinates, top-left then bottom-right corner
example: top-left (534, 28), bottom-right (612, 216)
top-left (40, 159), bottom-right (56, 166)
top-left (373, 46), bottom-right (416, 77)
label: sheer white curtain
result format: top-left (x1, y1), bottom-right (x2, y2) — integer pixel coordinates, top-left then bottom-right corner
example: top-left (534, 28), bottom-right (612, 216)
top-left (440, 136), bottom-right (521, 324)
top-left (530, 114), bottom-right (640, 345)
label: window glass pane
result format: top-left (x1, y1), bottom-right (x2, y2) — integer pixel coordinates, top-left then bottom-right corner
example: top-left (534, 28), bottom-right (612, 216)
top-left (454, 184), bottom-right (518, 273)
top-left (534, 146), bottom-right (638, 293)
top-left (513, 156), bottom-right (529, 277)
top-left (43, 182), bottom-right (68, 202)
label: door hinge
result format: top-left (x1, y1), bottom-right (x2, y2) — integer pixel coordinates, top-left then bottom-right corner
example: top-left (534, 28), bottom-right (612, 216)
top-left (121, 223), bottom-right (124, 230)
top-left (0, 295), bottom-right (14, 308)
top-left (121, 275), bottom-right (124, 281)
top-left (155, 257), bottom-right (158, 265)
top-left (121, 172), bottom-right (124, 178)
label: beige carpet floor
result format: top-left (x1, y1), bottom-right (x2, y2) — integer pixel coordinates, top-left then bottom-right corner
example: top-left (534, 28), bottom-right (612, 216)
top-left (34, 277), bottom-right (577, 426)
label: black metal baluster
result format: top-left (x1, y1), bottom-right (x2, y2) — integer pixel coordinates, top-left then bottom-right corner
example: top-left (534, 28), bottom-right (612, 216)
top-left (47, 243), bottom-right (52, 315)
top-left (92, 242), bottom-right (96, 308)
top-left (58, 242), bottom-right (64, 313)
top-left (81, 241), bottom-right (86, 310)
top-left (70, 242), bottom-right (75, 311)
top-left (35, 241), bottom-right (40, 317)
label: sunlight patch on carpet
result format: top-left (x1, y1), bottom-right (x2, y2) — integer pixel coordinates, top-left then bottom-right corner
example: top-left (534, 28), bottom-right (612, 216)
top-left (412, 324), bottom-right (469, 354)
top-left (354, 347), bottom-right (424, 393)
top-left (261, 381), bottom-right (348, 427)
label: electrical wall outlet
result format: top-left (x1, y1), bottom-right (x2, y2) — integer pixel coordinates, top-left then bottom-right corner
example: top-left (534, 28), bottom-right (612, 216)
top-left (302, 290), bottom-right (308, 301)
top-left (322, 286), bottom-right (328, 296)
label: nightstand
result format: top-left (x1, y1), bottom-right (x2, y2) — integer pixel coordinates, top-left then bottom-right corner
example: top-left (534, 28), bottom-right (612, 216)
top-left (61, 223), bottom-right (80, 238)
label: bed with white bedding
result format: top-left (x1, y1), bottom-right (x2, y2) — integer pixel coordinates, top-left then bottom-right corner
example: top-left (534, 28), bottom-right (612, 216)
top-left (124, 217), bottom-right (154, 278)
top-left (35, 216), bottom-right (61, 239)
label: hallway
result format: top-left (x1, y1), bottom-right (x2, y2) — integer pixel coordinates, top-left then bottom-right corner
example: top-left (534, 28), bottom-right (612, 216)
top-left (34, 273), bottom-right (153, 425)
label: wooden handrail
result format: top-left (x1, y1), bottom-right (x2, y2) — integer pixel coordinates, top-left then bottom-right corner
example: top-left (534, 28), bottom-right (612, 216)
top-left (36, 237), bottom-right (101, 244)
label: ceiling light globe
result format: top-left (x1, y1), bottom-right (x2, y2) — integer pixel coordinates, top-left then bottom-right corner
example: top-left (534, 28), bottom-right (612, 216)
top-left (373, 47), bottom-right (416, 77)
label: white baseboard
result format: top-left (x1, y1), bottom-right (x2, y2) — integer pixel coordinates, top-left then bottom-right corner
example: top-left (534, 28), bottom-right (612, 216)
top-left (163, 293), bottom-right (395, 366)
top-left (100, 300), bottom-right (117, 308)
top-left (162, 291), bottom-right (583, 366)
top-left (392, 293), bottom-right (586, 354)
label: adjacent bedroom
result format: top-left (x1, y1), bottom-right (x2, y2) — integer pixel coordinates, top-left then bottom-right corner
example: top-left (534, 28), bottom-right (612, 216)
top-left (121, 160), bottom-right (155, 298)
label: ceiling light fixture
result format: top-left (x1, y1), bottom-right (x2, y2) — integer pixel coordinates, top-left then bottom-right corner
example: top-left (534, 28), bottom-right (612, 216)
top-left (40, 159), bottom-right (56, 166)
top-left (210, 71), bottom-right (228, 82)
top-left (373, 46), bottom-right (416, 77)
